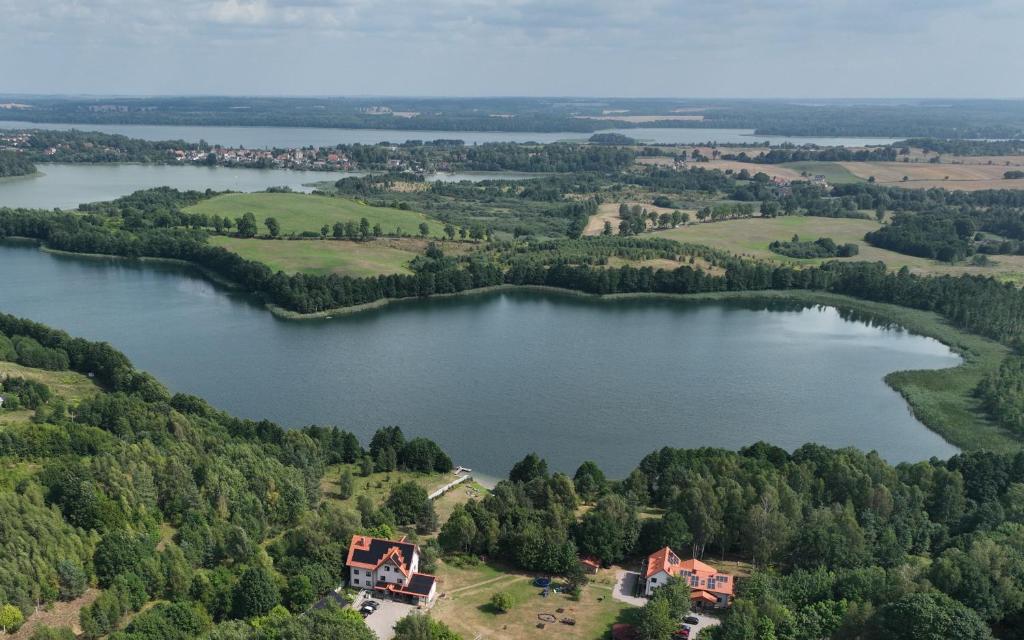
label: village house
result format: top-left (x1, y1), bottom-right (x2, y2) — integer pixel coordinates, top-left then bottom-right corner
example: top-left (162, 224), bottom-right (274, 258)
top-left (642, 547), bottom-right (733, 609)
top-left (346, 534), bottom-right (438, 606)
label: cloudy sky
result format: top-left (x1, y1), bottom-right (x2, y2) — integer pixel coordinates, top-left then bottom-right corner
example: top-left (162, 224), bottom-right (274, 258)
top-left (1, 0), bottom-right (1021, 97)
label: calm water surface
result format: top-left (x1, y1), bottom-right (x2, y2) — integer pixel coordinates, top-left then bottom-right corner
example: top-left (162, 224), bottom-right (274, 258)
top-left (0, 242), bottom-right (959, 476)
top-left (0, 164), bottom-right (544, 210)
top-left (0, 121), bottom-right (902, 148)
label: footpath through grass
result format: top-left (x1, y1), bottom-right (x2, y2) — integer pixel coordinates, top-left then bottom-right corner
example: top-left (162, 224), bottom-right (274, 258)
top-left (185, 192), bottom-right (447, 237)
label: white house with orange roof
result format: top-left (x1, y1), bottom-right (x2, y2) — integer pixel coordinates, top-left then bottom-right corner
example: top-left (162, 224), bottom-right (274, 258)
top-left (642, 546), bottom-right (734, 608)
top-left (346, 534), bottom-right (437, 605)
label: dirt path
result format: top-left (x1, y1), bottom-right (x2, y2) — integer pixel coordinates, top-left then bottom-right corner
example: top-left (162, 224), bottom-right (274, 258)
top-left (446, 574), bottom-right (518, 596)
top-left (11, 589), bottom-right (99, 639)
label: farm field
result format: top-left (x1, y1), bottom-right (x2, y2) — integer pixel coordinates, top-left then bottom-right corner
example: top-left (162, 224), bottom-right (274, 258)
top-left (431, 560), bottom-right (635, 640)
top-left (184, 192), bottom-right (446, 237)
top-left (208, 236), bottom-right (421, 277)
top-left (838, 161), bottom-right (1024, 190)
top-left (652, 216), bottom-right (1024, 282)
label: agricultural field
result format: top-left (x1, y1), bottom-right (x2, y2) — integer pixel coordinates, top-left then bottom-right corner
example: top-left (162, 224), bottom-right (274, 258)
top-left (431, 560), bottom-right (635, 640)
top-left (652, 216), bottom-right (1024, 282)
top-left (838, 161), bottom-right (1024, 190)
top-left (184, 192), bottom-right (447, 237)
top-left (208, 236), bottom-right (421, 277)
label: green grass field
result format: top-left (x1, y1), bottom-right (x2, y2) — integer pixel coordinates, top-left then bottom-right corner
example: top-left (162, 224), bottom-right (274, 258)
top-left (779, 161), bottom-right (864, 184)
top-left (209, 236), bottom-right (419, 277)
top-left (653, 216), bottom-right (1024, 282)
top-left (185, 192), bottom-right (446, 237)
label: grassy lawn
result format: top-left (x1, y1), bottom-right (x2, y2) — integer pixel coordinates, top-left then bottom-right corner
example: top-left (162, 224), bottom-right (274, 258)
top-left (320, 464), bottom-right (452, 508)
top-left (208, 236), bottom-right (419, 277)
top-left (652, 216), bottom-right (1024, 283)
top-left (431, 560), bottom-right (635, 640)
top-left (185, 192), bottom-right (447, 238)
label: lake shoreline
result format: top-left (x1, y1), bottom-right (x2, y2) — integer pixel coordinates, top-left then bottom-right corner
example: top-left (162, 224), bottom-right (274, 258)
top-left (4, 238), bottom-right (1014, 454)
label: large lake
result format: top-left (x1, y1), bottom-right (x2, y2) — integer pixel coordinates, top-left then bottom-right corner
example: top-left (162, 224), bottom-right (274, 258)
top-left (0, 242), bottom-right (959, 476)
top-left (0, 120), bottom-right (902, 148)
top-left (0, 164), bottom-right (536, 210)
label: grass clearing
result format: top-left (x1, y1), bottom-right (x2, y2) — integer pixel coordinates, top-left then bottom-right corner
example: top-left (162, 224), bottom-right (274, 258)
top-left (185, 192), bottom-right (447, 237)
top-left (320, 464), bottom-right (451, 509)
top-left (0, 360), bottom-right (101, 427)
top-left (208, 236), bottom-right (420, 277)
top-left (778, 161), bottom-right (864, 184)
top-left (652, 216), bottom-right (1024, 283)
top-left (432, 560), bottom-right (635, 640)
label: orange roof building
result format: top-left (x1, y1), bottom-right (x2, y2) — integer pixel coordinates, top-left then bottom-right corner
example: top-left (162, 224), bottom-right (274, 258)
top-left (346, 534), bottom-right (437, 604)
top-left (642, 547), bottom-right (733, 608)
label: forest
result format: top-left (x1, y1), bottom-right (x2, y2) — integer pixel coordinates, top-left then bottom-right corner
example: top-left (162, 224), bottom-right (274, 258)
top-left (0, 150), bottom-right (36, 177)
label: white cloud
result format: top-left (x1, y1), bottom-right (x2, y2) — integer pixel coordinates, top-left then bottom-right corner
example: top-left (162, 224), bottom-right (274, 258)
top-left (0, 0), bottom-right (1020, 97)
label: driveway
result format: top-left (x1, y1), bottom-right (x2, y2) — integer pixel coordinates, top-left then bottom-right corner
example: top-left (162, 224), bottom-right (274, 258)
top-left (355, 596), bottom-right (420, 640)
top-left (612, 571), bottom-right (647, 607)
top-left (679, 611), bottom-right (721, 639)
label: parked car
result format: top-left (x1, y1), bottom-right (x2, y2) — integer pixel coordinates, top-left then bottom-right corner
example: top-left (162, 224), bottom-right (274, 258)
top-left (359, 600), bottom-right (380, 616)
top-left (684, 616), bottom-right (700, 625)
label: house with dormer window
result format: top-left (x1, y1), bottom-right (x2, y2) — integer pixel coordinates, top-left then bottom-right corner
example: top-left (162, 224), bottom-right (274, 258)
top-left (642, 547), bottom-right (733, 608)
top-left (346, 534), bottom-right (438, 605)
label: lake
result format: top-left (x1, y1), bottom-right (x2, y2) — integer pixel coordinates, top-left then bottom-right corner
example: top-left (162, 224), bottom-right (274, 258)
top-left (0, 164), bottom-right (545, 210)
top-left (0, 120), bottom-right (903, 148)
top-left (0, 241), bottom-right (959, 477)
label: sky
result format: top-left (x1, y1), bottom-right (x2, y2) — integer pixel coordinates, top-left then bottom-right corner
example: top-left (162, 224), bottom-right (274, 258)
top-left (1, 0), bottom-right (1022, 98)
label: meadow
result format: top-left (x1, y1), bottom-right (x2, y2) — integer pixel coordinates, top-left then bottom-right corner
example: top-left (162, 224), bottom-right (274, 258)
top-left (652, 216), bottom-right (1024, 282)
top-left (185, 192), bottom-right (447, 237)
top-left (208, 236), bottom-right (420, 277)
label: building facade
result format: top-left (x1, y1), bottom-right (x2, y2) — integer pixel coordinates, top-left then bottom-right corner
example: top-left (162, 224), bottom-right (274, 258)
top-left (346, 534), bottom-right (438, 605)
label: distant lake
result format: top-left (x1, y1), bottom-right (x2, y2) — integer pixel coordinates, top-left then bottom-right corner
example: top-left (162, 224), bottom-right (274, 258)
top-left (0, 120), bottom-right (903, 148)
top-left (0, 241), bottom-right (959, 477)
top-left (0, 164), bottom-right (545, 210)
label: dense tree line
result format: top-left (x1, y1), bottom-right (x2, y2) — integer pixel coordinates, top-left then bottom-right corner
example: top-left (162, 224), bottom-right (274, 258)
top-left (864, 211), bottom-right (977, 262)
top-left (0, 150), bottom-right (36, 177)
top-left (769, 236), bottom-right (859, 259)
top-left (724, 146), bottom-right (898, 164)
top-left (899, 138), bottom-right (1024, 156)
top-left (976, 356), bottom-right (1024, 435)
top-left (12, 130), bottom-right (205, 164)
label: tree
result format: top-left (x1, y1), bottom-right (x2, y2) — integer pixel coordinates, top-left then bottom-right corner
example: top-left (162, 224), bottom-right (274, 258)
top-left (373, 223), bottom-right (383, 237)
top-left (0, 604), bottom-right (23, 634)
top-left (233, 567), bottom-right (280, 618)
top-left (438, 505), bottom-right (477, 553)
top-left (56, 560), bottom-right (88, 600)
top-left (386, 481), bottom-right (429, 525)
top-left (332, 221), bottom-right (345, 239)
top-left (284, 574), bottom-right (316, 613)
top-left (602, 220), bottom-right (613, 236)
top-left (339, 468), bottom-right (354, 500)
top-left (394, 614), bottom-right (463, 640)
top-left (510, 453), bottom-right (548, 484)
top-left (264, 217), bottom-right (280, 238)
top-left (444, 224), bottom-right (456, 240)
top-left (864, 592), bottom-right (992, 640)
top-left (416, 499), bottom-right (439, 535)
top-left (236, 212), bottom-right (258, 238)
top-left (490, 591), bottom-right (514, 613)
top-left (573, 461), bottom-right (607, 502)
top-left (637, 596), bottom-right (675, 640)
top-left (94, 530), bottom-right (149, 588)
top-left (359, 217), bottom-right (371, 239)
top-left (320, 224), bottom-right (329, 238)
top-left (419, 222), bottom-right (430, 238)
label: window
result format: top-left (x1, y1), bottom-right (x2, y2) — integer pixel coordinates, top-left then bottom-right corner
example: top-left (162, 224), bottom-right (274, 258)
top-left (650, 578), bottom-right (657, 584)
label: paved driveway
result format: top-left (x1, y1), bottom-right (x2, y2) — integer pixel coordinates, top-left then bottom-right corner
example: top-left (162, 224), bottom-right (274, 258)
top-left (356, 596), bottom-right (419, 640)
top-left (678, 611), bottom-right (721, 639)
top-left (612, 571), bottom-right (647, 607)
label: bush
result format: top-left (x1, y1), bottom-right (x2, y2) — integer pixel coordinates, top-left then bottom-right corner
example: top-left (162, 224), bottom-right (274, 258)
top-left (490, 591), bottom-right (515, 613)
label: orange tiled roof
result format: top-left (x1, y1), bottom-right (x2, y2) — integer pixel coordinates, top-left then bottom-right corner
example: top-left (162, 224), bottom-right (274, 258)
top-left (346, 534), bottom-right (416, 578)
top-left (645, 547), bottom-right (734, 596)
